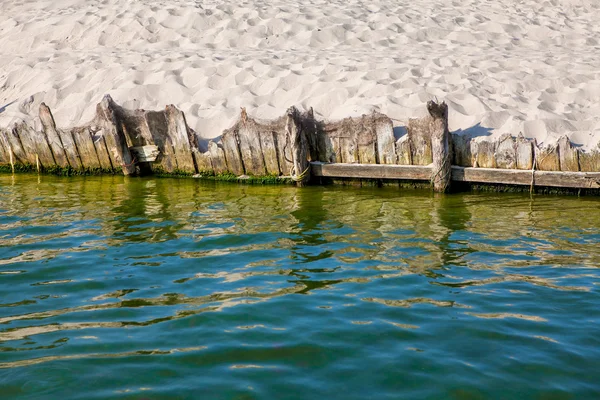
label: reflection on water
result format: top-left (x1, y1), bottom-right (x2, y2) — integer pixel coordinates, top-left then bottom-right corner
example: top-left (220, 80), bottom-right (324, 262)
top-left (1, 173), bottom-right (600, 399)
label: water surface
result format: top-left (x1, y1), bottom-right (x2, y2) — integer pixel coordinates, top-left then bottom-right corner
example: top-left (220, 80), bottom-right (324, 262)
top-left (1, 174), bottom-right (599, 399)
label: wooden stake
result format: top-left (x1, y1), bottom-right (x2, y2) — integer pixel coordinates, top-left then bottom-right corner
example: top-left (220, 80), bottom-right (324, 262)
top-left (9, 145), bottom-right (14, 174)
top-left (287, 106), bottom-right (310, 186)
top-left (36, 153), bottom-right (40, 173)
top-left (428, 100), bottom-right (451, 192)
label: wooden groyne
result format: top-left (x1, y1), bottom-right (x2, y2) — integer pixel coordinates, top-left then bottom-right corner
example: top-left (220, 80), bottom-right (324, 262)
top-left (1, 96), bottom-right (600, 192)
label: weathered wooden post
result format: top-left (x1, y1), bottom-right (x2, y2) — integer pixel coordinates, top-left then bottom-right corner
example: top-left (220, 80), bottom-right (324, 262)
top-left (39, 103), bottom-right (70, 168)
top-left (97, 95), bottom-right (137, 176)
top-left (286, 106), bottom-right (310, 186)
top-left (428, 100), bottom-right (451, 192)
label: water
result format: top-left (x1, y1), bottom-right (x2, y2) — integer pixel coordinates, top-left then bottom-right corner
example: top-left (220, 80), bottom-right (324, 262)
top-left (0, 174), bottom-right (599, 399)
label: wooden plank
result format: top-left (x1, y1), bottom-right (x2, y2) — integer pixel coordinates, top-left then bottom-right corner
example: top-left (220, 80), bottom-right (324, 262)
top-left (0, 130), bottom-right (8, 163)
top-left (311, 161), bottom-right (431, 180)
top-left (71, 127), bottom-right (101, 169)
top-left (39, 103), bottom-right (70, 168)
top-left (221, 130), bottom-right (244, 175)
top-left (494, 134), bottom-right (516, 169)
top-left (340, 136), bottom-right (358, 164)
top-left (558, 136), bottom-right (579, 172)
top-left (407, 116), bottom-right (433, 165)
top-left (90, 129), bottom-right (113, 170)
top-left (12, 122), bottom-right (38, 165)
top-left (310, 162), bottom-right (600, 189)
top-left (475, 140), bottom-right (496, 168)
top-left (208, 141), bottom-right (228, 174)
top-left (192, 149), bottom-right (213, 174)
top-left (144, 110), bottom-right (175, 172)
top-left (516, 135), bottom-right (534, 170)
top-left (259, 130), bottom-right (281, 176)
top-left (57, 129), bottom-right (83, 170)
top-left (165, 105), bottom-right (196, 174)
top-left (375, 116), bottom-right (397, 164)
top-left (275, 129), bottom-right (294, 175)
top-left (236, 116), bottom-right (267, 176)
top-left (2, 125), bottom-right (28, 165)
top-left (452, 166), bottom-right (600, 189)
top-left (130, 145), bottom-right (159, 162)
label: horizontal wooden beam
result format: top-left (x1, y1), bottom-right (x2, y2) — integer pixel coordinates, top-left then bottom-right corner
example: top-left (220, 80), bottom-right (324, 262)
top-left (310, 162), bottom-right (432, 180)
top-left (310, 162), bottom-right (600, 189)
top-left (452, 166), bottom-right (600, 189)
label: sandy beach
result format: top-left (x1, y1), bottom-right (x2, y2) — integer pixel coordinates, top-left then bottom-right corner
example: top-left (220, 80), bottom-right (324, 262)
top-left (1, 0), bottom-right (599, 150)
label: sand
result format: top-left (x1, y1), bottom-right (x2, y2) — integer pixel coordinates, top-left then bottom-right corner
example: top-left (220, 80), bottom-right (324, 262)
top-left (1, 0), bottom-right (599, 150)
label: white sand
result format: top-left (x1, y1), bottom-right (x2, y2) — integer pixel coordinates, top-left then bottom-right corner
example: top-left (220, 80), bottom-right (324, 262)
top-left (1, 0), bottom-right (599, 150)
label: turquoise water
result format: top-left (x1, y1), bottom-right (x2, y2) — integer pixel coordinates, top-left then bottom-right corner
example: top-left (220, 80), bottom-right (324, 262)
top-left (1, 174), bottom-right (599, 399)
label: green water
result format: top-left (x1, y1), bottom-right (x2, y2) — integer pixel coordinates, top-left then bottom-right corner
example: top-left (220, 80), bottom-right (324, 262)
top-left (0, 174), bottom-right (599, 399)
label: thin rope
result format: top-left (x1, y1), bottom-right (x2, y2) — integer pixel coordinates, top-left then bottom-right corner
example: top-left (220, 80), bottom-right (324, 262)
top-left (289, 164), bottom-right (310, 182)
top-left (122, 154), bottom-right (137, 168)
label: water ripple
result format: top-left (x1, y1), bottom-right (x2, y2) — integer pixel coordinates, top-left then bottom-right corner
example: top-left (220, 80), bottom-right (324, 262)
top-left (1, 174), bottom-right (599, 398)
